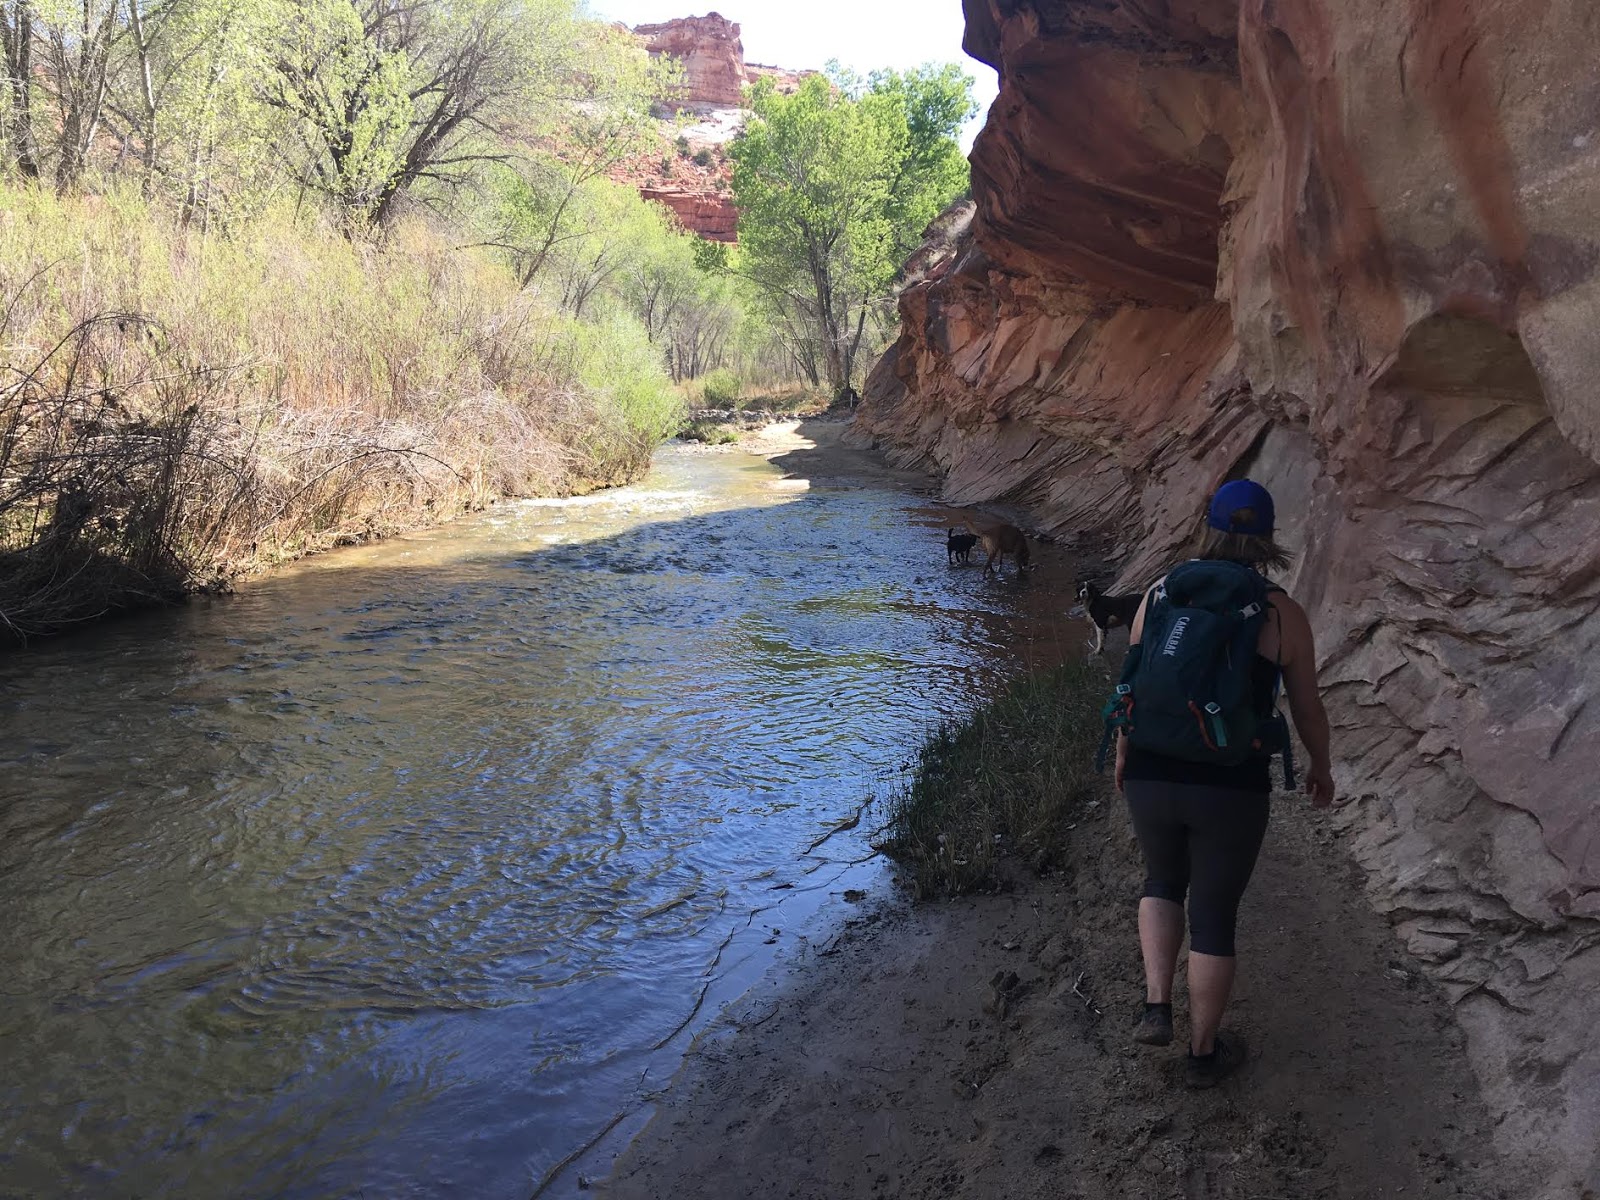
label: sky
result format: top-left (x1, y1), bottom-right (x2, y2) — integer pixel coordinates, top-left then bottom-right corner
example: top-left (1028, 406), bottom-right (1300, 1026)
top-left (588, 0), bottom-right (1000, 148)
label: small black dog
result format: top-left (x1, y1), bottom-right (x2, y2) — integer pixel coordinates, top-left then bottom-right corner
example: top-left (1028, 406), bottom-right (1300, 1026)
top-left (947, 528), bottom-right (978, 565)
top-left (1075, 579), bottom-right (1145, 655)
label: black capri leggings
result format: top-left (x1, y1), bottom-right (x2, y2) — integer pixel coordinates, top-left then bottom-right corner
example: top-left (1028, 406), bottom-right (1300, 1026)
top-left (1123, 780), bottom-right (1270, 957)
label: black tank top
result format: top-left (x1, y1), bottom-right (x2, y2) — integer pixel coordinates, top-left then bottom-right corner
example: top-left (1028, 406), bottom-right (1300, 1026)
top-left (1121, 654), bottom-right (1282, 794)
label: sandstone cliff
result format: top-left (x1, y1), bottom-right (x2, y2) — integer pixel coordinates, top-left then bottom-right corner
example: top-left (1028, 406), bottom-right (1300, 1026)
top-left (634, 13), bottom-right (818, 107)
top-left (635, 12), bottom-right (747, 107)
top-left (609, 145), bottom-right (737, 243)
top-left (638, 180), bottom-right (738, 244)
top-left (620, 15), bottom-right (819, 241)
top-left (856, 3), bottom-right (1600, 1194)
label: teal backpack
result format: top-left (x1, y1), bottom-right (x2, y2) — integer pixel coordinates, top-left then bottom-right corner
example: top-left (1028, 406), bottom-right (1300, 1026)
top-left (1096, 559), bottom-right (1295, 787)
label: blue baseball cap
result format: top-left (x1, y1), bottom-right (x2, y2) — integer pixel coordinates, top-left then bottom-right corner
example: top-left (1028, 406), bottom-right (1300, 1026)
top-left (1207, 479), bottom-right (1275, 535)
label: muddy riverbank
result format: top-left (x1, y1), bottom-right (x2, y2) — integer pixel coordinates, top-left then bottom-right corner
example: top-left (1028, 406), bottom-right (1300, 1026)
top-left (601, 773), bottom-right (1516, 1200)
top-left (599, 434), bottom-right (1518, 1199)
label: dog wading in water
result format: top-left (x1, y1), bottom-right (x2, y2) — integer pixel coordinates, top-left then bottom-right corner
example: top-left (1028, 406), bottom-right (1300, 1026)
top-left (946, 529), bottom-right (978, 565)
top-left (1098, 480), bottom-right (1344, 1088)
top-left (961, 519), bottom-right (1030, 577)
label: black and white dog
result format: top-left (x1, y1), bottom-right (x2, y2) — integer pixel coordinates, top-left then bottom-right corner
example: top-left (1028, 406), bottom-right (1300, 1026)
top-left (946, 528), bottom-right (979, 565)
top-left (1073, 579), bottom-right (1145, 655)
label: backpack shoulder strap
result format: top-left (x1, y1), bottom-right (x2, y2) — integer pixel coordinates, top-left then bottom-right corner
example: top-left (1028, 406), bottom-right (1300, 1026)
top-left (1165, 559), bottom-right (1270, 620)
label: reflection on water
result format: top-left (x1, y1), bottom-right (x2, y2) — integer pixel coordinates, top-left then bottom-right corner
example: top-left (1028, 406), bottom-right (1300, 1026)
top-left (0, 444), bottom-right (1072, 1198)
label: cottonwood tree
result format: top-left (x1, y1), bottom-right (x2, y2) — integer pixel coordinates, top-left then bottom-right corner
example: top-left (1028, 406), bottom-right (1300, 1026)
top-left (97, 0), bottom-right (284, 222)
top-left (3, 0), bottom-right (124, 188)
top-left (471, 19), bottom-right (674, 286)
top-left (624, 223), bottom-right (739, 382)
top-left (528, 176), bottom-right (745, 380)
top-left (3, 0), bottom-right (271, 209)
top-left (109, 0), bottom-right (244, 192)
top-left (265, 0), bottom-right (591, 228)
top-left (730, 65), bottom-right (974, 399)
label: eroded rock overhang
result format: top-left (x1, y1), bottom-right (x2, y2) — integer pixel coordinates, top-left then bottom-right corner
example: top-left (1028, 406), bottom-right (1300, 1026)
top-left (856, 3), bottom-right (1600, 1194)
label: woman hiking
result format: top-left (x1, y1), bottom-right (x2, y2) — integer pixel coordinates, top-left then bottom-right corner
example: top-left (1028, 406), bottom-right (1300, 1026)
top-left (1109, 479), bottom-right (1342, 1088)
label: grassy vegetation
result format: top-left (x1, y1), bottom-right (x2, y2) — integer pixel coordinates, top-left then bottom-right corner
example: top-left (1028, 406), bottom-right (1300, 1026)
top-left (876, 658), bottom-right (1110, 898)
top-left (679, 418), bottom-right (740, 445)
top-left (700, 368), bottom-right (743, 409)
top-left (0, 186), bottom-right (684, 641)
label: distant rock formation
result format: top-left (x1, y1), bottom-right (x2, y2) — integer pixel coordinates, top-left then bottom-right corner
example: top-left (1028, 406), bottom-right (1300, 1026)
top-left (619, 14), bottom-right (816, 243)
top-left (745, 62), bottom-right (812, 95)
top-left (632, 13), bottom-right (817, 107)
top-left (855, 3), bottom-right (1600, 1196)
top-left (633, 12), bottom-right (746, 107)
top-left (638, 183), bottom-right (738, 243)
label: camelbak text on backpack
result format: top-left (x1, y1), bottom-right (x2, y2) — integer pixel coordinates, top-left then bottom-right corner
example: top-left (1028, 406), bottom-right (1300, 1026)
top-left (1161, 616), bottom-right (1190, 656)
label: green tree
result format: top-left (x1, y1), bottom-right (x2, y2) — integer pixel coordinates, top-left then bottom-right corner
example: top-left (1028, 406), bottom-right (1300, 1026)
top-left (615, 211), bottom-right (745, 382)
top-left (105, 0), bottom-right (286, 225)
top-left (866, 63), bottom-right (976, 261)
top-left (264, 0), bottom-right (594, 227)
top-left (470, 20), bottom-right (674, 284)
top-left (729, 64), bottom-right (973, 398)
top-left (15, 0), bottom-right (123, 189)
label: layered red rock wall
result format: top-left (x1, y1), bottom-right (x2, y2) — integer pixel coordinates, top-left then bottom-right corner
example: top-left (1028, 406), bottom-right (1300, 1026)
top-left (857, 3), bottom-right (1600, 1193)
top-left (634, 12), bottom-right (747, 106)
top-left (638, 184), bottom-right (738, 243)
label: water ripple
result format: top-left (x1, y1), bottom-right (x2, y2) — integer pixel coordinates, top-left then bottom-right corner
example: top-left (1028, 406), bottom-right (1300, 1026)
top-left (0, 445), bottom-right (1073, 1199)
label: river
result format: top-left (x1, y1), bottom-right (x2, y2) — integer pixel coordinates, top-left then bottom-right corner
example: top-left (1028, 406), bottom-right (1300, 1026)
top-left (0, 433), bottom-right (1076, 1198)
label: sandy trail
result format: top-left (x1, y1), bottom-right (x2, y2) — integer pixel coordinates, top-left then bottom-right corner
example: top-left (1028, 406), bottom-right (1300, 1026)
top-left (600, 765), bottom-right (1512, 1200)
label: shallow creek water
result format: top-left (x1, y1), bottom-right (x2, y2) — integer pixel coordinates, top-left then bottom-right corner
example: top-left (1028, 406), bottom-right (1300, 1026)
top-left (0, 440), bottom-right (1078, 1198)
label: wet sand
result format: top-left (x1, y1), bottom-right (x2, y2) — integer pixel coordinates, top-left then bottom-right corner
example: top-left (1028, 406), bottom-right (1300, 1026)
top-left (600, 783), bottom-right (1514, 1199)
top-left (738, 416), bottom-right (938, 489)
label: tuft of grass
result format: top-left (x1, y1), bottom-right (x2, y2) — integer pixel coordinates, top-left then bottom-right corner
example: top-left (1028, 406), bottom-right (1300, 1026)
top-left (679, 418), bottom-right (739, 445)
top-left (877, 658), bottom-right (1110, 898)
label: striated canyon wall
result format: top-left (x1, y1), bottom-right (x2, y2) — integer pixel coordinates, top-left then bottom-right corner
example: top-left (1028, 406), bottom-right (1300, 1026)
top-left (855, 2), bottom-right (1600, 1194)
top-left (636, 183), bottom-right (738, 243)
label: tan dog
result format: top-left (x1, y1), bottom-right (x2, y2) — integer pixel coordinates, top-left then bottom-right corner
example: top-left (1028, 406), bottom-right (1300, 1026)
top-left (963, 518), bottom-right (1031, 577)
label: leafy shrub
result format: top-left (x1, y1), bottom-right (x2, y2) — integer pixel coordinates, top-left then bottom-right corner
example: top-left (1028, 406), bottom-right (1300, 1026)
top-left (700, 368), bottom-right (743, 409)
top-left (566, 313), bottom-right (686, 480)
top-left (679, 418), bottom-right (738, 445)
top-left (692, 147), bottom-right (713, 168)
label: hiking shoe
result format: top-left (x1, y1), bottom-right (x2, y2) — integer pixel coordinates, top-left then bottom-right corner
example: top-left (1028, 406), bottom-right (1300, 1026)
top-left (1185, 1032), bottom-right (1248, 1089)
top-left (1132, 1002), bottom-right (1173, 1047)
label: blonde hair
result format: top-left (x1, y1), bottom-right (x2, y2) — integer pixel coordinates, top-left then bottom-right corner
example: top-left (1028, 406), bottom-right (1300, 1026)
top-left (1193, 522), bottom-right (1292, 573)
